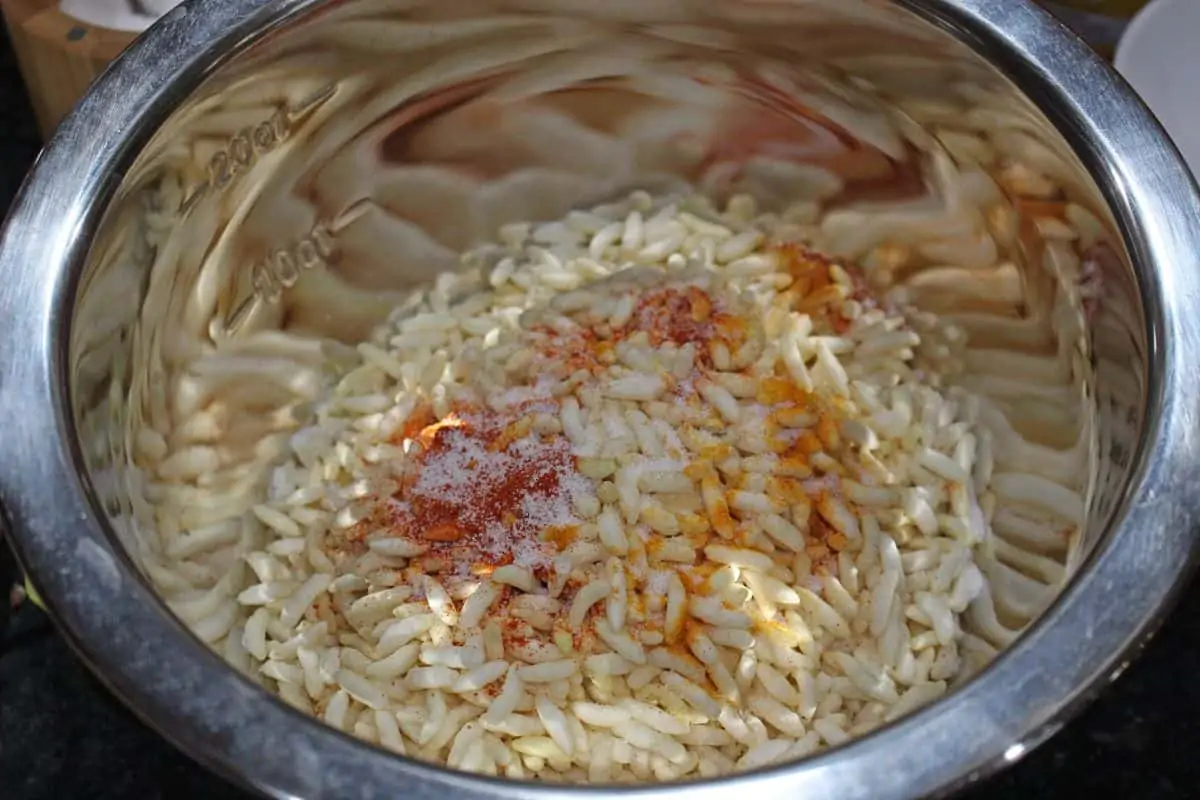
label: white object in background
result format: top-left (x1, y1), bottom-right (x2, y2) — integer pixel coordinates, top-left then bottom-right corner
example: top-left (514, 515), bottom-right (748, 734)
top-left (59, 0), bottom-right (182, 33)
top-left (1115, 0), bottom-right (1200, 179)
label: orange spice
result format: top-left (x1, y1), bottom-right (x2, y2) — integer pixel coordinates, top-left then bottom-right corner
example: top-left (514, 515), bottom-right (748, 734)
top-left (816, 415), bottom-right (841, 450)
top-left (772, 242), bottom-right (872, 329)
top-left (775, 242), bottom-right (834, 288)
top-left (806, 507), bottom-right (848, 573)
top-left (541, 524), bottom-right (580, 551)
top-left (398, 402), bottom-right (437, 443)
top-left (757, 376), bottom-right (809, 406)
top-left (768, 476), bottom-right (807, 505)
top-left (527, 286), bottom-right (731, 380)
top-left (793, 430), bottom-right (823, 457)
top-left (776, 456), bottom-right (813, 478)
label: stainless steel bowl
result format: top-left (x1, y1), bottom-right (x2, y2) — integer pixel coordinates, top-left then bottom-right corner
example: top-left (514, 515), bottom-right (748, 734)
top-left (2, 0), bottom-right (1199, 798)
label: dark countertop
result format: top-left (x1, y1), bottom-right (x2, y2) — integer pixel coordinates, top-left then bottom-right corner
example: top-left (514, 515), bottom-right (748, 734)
top-left (0, 21), bottom-right (1198, 800)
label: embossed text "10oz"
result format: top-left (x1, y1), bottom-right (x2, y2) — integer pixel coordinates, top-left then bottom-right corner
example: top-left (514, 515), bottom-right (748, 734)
top-left (251, 224), bottom-right (336, 301)
top-left (218, 201), bottom-right (369, 339)
top-left (220, 223), bottom-right (337, 335)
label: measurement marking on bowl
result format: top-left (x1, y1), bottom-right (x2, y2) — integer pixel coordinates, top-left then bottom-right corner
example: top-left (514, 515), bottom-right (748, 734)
top-left (216, 200), bottom-right (372, 338)
top-left (293, 82), bottom-right (338, 116)
top-left (180, 83), bottom-right (338, 214)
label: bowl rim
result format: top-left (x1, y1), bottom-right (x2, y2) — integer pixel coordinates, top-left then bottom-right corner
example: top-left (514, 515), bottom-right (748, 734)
top-left (2, 1), bottom-right (1200, 798)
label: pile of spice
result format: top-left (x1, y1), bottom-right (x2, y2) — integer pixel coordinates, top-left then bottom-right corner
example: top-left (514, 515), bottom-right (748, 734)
top-left (386, 404), bottom-right (584, 574)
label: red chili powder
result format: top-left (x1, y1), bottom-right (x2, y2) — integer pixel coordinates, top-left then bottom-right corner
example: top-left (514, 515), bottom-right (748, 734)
top-left (381, 404), bottom-right (586, 573)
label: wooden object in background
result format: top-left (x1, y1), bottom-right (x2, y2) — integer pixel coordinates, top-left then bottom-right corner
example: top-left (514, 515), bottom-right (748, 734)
top-left (0, 0), bottom-right (135, 138)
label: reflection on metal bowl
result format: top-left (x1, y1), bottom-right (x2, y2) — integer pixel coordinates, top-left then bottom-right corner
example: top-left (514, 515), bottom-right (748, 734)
top-left (0, 1), bottom-right (1198, 799)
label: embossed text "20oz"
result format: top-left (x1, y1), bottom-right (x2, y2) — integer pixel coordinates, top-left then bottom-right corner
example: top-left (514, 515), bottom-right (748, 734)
top-left (181, 83), bottom-right (336, 213)
top-left (208, 109), bottom-right (290, 192)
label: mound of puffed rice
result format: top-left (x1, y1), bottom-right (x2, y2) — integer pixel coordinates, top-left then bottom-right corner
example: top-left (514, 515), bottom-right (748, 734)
top-left (237, 190), bottom-right (1004, 781)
